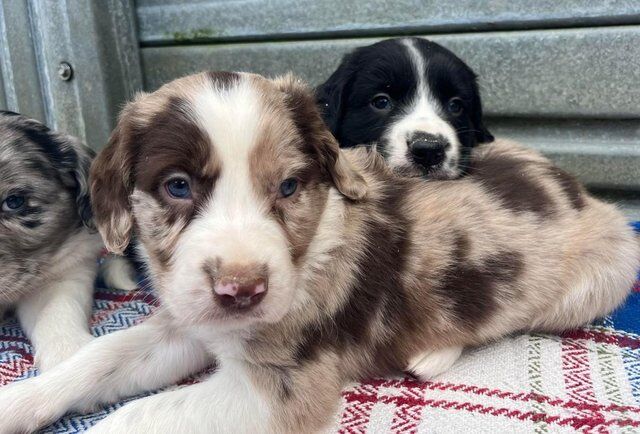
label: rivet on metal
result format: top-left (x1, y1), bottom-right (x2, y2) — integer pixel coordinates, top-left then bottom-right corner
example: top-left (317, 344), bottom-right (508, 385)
top-left (57, 62), bottom-right (73, 81)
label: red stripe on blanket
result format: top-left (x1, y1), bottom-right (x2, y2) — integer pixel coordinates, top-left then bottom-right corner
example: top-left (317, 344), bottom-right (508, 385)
top-left (561, 339), bottom-right (606, 433)
top-left (0, 336), bottom-right (31, 346)
top-left (339, 400), bottom-right (375, 434)
top-left (90, 302), bottom-right (140, 326)
top-left (93, 290), bottom-right (158, 305)
top-left (390, 383), bottom-right (424, 433)
top-left (391, 403), bottom-right (422, 433)
top-left (342, 391), bottom-right (640, 431)
top-left (340, 383), bottom-right (379, 433)
top-left (562, 329), bottom-right (640, 350)
top-left (0, 347), bottom-right (34, 386)
top-left (354, 378), bottom-right (640, 415)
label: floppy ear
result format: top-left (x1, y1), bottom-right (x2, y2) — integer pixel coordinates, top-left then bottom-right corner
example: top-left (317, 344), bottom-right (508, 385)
top-left (470, 77), bottom-right (494, 144)
top-left (67, 141), bottom-right (96, 230)
top-left (277, 74), bottom-right (367, 201)
top-left (13, 115), bottom-right (96, 229)
top-left (314, 53), bottom-right (355, 137)
top-left (89, 98), bottom-right (141, 254)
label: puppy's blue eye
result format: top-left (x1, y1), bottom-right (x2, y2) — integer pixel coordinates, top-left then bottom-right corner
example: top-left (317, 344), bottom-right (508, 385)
top-left (2, 195), bottom-right (25, 212)
top-left (447, 97), bottom-right (464, 115)
top-left (371, 94), bottom-right (392, 111)
top-left (279, 178), bottom-right (298, 198)
top-left (165, 178), bottom-right (192, 199)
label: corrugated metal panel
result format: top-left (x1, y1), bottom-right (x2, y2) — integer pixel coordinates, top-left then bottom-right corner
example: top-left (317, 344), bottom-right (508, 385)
top-left (1, 1), bottom-right (637, 214)
top-left (142, 27), bottom-right (640, 118)
top-left (0, 0), bottom-right (47, 122)
top-left (137, 4), bottom-right (640, 216)
top-left (136, 0), bottom-right (640, 44)
top-left (489, 119), bottom-right (640, 191)
top-left (0, 0), bottom-right (143, 149)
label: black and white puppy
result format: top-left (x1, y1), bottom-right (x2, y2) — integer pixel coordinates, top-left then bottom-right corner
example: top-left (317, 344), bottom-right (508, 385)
top-left (316, 37), bottom-right (494, 179)
top-left (0, 111), bottom-right (102, 371)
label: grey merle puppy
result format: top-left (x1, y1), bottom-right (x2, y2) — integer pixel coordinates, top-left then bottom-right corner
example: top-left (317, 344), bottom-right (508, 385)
top-left (0, 111), bottom-right (102, 371)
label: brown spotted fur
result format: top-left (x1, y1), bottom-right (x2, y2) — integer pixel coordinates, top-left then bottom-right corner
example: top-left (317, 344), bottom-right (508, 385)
top-left (90, 72), bottom-right (640, 433)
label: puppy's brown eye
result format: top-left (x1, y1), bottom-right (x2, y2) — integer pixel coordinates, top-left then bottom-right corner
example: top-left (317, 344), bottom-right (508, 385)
top-left (371, 93), bottom-right (392, 111)
top-left (165, 177), bottom-right (192, 199)
top-left (447, 97), bottom-right (464, 115)
top-left (279, 178), bottom-right (298, 198)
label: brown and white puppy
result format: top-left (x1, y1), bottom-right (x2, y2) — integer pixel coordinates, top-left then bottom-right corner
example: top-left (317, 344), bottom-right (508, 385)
top-left (0, 73), bottom-right (637, 434)
top-left (0, 111), bottom-right (102, 371)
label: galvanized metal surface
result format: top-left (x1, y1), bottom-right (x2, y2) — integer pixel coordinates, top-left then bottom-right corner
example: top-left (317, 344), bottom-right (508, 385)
top-left (0, 0), bottom-right (142, 149)
top-left (0, 0), bottom-right (47, 121)
top-left (489, 118), bottom-right (640, 191)
top-left (136, 0), bottom-right (640, 44)
top-left (1, 1), bottom-right (638, 215)
top-left (141, 27), bottom-right (640, 119)
top-left (141, 26), bottom-right (640, 209)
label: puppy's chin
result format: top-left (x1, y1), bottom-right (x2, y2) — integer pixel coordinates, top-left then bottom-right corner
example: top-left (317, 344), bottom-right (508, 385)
top-left (392, 162), bottom-right (461, 181)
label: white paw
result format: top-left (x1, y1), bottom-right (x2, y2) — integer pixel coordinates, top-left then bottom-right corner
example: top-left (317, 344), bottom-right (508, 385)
top-left (101, 256), bottom-right (139, 291)
top-left (0, 378), bottom-right (59, 433)
top-left (87, 402), bottom-right (145, 434)
top-left (35, 334), bottom-right (94, 372)
top-left (407, 346), bottom-right (463, 381)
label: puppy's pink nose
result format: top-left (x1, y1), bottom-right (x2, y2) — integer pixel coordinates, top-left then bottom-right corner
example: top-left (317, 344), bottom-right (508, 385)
top-left (213, 277), bottom-right (267, 310)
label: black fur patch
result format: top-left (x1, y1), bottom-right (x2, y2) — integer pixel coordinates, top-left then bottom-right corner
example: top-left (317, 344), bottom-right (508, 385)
top-left (470, 156), bottom-right (556, 218)
top-left (21, 220), bottom-right (43, 229)
top-left (441, 237), bottom-right (524, 329)
top-left (548, 167), bottom-right (586, 211)
top-left (206, 71), bottom-right (240, 89)
top-left (294, 181), bottom-right (412, 373)
top-left (10, 122), bottom-right (78, 170)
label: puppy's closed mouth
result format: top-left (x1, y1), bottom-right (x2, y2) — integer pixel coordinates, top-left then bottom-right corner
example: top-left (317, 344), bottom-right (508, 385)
top-left (394, 162), bottom-right (460, 180)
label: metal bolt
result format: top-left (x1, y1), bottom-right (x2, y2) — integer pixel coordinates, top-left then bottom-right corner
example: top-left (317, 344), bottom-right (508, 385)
top-left (57, 62), bottom-right (73, 81)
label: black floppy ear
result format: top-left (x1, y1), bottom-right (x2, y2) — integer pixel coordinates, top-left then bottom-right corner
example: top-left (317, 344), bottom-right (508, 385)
top-left (44, 129), bottom-right (96, 230)
top-left (470, 76), bottom-right (494, 144)
top-left (314, 53), bottom-right (356, 137)
top-left (15, 116), bottom-right (97, 229)
top-left (68, 141), bottom-right (96, 230)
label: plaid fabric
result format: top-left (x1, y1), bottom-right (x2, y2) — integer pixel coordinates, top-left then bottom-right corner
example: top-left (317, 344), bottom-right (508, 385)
top-left (2, 227), bottom-right (639, 433)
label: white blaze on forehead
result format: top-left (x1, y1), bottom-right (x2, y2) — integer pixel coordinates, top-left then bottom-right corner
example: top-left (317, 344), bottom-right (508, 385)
top-left (163, 76), bottom-right (297, 328)
top-left (401, 38), bottom-right (442, 120)
top-left (382, 39), bottom-right (461, 173)
top-left (190, 76), bottom-right (266, 218)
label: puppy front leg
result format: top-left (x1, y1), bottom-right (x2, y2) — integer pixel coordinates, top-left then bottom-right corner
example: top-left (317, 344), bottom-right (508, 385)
top-left (16, 259), bottom-right (97, 371)
top-left (90, 356), bottom-right (346, 434)
top-left (0, 310), bottom-right (210, 434)
top-left (88, 360), bottom-right (272, 434)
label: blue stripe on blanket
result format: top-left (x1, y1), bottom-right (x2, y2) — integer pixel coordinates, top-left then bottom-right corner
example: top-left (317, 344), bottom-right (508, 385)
top-left (607, 221), bottom-right (640, 333)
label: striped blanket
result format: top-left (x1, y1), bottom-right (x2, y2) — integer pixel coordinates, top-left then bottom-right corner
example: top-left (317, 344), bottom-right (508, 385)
top-left (2, 224), bottom-right (639, 433)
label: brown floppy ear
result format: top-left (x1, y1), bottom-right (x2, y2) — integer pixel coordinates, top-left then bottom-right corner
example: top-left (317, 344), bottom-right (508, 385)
top-left (274, 74), bottom-right (367, 201)
top-left (90, 98), bottom-right (142, 254)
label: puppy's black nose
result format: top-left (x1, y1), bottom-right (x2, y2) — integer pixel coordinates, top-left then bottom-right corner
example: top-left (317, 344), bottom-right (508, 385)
top-left (408, 133), bottom-right (448, 169)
